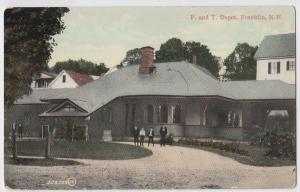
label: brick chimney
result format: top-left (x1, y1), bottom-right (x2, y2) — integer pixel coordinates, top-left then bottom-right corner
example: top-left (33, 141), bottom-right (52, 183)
top-left (192, 55), bottom-right (197, 65)
top-left (139, 46), bottom-right (156, 75)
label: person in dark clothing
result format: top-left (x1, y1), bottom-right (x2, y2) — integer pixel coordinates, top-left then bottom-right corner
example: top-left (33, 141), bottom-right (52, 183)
top-left (133, 126), bottom-right (139, 146)
top-left (160, 126), bottom-right (168, 147)
top-left (17, 123), bottom-right (23, 139)
top-left (133, 126), bottom-right (140, 146)
top-left (148, 128), bottom-right (155, 147)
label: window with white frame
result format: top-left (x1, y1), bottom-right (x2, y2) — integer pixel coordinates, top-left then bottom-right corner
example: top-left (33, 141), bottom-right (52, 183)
top-left (268, 62), bottom-right (280, 74)
top-left (286, 61), bottom-right (295, 71)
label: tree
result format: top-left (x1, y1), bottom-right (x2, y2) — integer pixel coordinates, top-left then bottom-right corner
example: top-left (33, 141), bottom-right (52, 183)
top-left (155, 38), bottom-right (186, 62)
top-left (184, 41), bottom-right (219, 77)
top-left (155, 38), bottom-right (220, 77)
top-left (224, 43), bottom-right (258, 80)
top-left (5, 8), bottom-right (69, 107)
top-left (120, 48), bottom-right (141, 66)
top-left (50, 59), bottom-right (109, 76)
top-left (120, 38), bottom-right (220, 76)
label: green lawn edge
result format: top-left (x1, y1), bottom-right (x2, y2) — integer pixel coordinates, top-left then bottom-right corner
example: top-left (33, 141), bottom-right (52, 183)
top-left (5, 140), bottom-right (153, 161)
top-left (175, 143), bottom-right (296, 167)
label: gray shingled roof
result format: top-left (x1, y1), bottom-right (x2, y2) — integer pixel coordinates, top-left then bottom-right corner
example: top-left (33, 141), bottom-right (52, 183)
top-left (254, 33), bottom-right (296, 59)
top-left (14, 88), bottom-right (72, 104)
top-left (41, 61), bottom-right (231, 113)
top-left (220, 80), bottom-right (295, 100)
top-left (42, 71), bottom-right (57, 78)
top-left (39, 111), bottom-right (88, 117)
top-left (15, 61), bottom-right (295, 116)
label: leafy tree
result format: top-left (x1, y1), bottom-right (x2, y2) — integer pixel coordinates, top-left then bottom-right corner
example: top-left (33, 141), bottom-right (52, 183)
top-left (5, 8), bottom-right (69, 107)
top-left (224, 43), bottom-right (258, 80)
top-left (120, 48), bottom-right (141, 66)
top-left (155, 38), bottom-right (220, 77)
top-left (155, 38), bottom-right (186, 62)
top-left (184, 41), bottom-right (219, 77)
top-left (121, 38), bottom-right (220, 77)
top-left (50, 59), bottom-right (109, 76)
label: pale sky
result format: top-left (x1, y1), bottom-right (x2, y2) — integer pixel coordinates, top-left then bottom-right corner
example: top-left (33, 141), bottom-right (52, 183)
top-left (49, 6), bottom-right (295, 68)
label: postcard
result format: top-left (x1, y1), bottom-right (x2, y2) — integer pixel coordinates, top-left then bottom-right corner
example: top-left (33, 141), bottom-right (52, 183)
top-left (3, 5), bottom-right (296, 190)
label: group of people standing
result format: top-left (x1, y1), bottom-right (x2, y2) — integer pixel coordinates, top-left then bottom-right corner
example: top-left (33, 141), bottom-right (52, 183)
top-left (133, 126), bottom-right (168, 147)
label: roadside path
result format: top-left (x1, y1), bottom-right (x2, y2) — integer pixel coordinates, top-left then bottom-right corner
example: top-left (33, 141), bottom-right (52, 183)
top-left (5, 142), bottom-right (296, 189)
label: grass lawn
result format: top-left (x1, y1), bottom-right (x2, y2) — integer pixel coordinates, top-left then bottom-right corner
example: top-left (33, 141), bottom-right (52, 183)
top-left (5, 157), bottom-right (82, 167)
top-left (5, 140), bottom-right (152, 160)
top-left (176, 143), bottom-right (295, 167)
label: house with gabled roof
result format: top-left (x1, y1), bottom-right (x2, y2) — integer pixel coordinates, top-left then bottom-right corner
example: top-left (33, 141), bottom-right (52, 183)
top-left (48, 70), bottom-right (96, 88)
top-left (255, 33), bottom-right (296, 84)
top-left (5, 47), bottom-right (296, 141)
top-left (31, 71), bottom-right (57, 88)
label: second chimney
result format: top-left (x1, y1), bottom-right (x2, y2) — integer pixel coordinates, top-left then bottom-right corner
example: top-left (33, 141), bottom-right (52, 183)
top-left (139, 46), bottom-right (156, 75)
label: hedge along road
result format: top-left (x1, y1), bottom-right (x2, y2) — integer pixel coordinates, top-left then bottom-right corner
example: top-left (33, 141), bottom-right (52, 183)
top-left (5, 142), bottom-right (296, 189)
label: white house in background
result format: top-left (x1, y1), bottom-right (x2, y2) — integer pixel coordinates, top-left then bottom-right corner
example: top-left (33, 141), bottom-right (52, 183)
top-left (48, 70), bottom-right (95, 88)
top-left (31, 71), bottom-right (57, 88)
top-left (255, 33), bottom-right (296, 84)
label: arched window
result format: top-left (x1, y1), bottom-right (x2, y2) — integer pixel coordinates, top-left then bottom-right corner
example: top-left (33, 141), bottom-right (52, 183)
top-left (172, 105), bottom-right (181, 123)
top-left (147, 105), bottom-right (154, 124)
top-left (158, 104), bottom-right (168, 123)
top-left (227, 110), bottom-right (239, 127)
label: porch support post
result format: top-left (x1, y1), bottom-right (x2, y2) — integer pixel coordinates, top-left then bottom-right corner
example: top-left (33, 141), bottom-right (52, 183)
top-left (153, 104), bottom-right (158, 125)
top-left (85, 125), bottom-right (89, 143)
top-left (182, 103), bottom-right (186, 137)
top-left (242, 103), bottom-right (252, 129)
top-left (71, 125), bottom-right (74, 142)
top-left (168, 104), bottom-right (172, 124)
top-left (242, 103), bottom-right (253, 139)
top-left (128, 104), bottom-right (133, 135)
top-left (238, 109), bottom-right (243, 127)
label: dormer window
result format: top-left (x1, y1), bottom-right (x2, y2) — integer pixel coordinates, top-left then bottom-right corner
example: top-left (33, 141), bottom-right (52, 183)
top-left (52, 102), bottom-right (82, 113)
top-left (62, 103), bottom-right (78, 112)
top-left (62, 75), bottom-right (66, 83)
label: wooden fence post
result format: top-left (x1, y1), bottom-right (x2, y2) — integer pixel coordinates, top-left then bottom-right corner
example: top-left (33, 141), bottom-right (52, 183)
top-left (12, 122), bottom-right (17, 160)
top-left (45, 129), bottom-right (51, 159)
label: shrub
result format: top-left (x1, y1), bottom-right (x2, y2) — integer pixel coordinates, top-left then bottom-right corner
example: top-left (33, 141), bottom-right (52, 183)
top-left (264, 132), bottom-right (296, 160)
top-left (177, 139), bottom-right (248, 155)
top-left (250, 115), bottom-right (297, 160)
top-left (55, 119), bottom-right (74, 140)
top-left (265, 115), bottom-right (291, 134)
